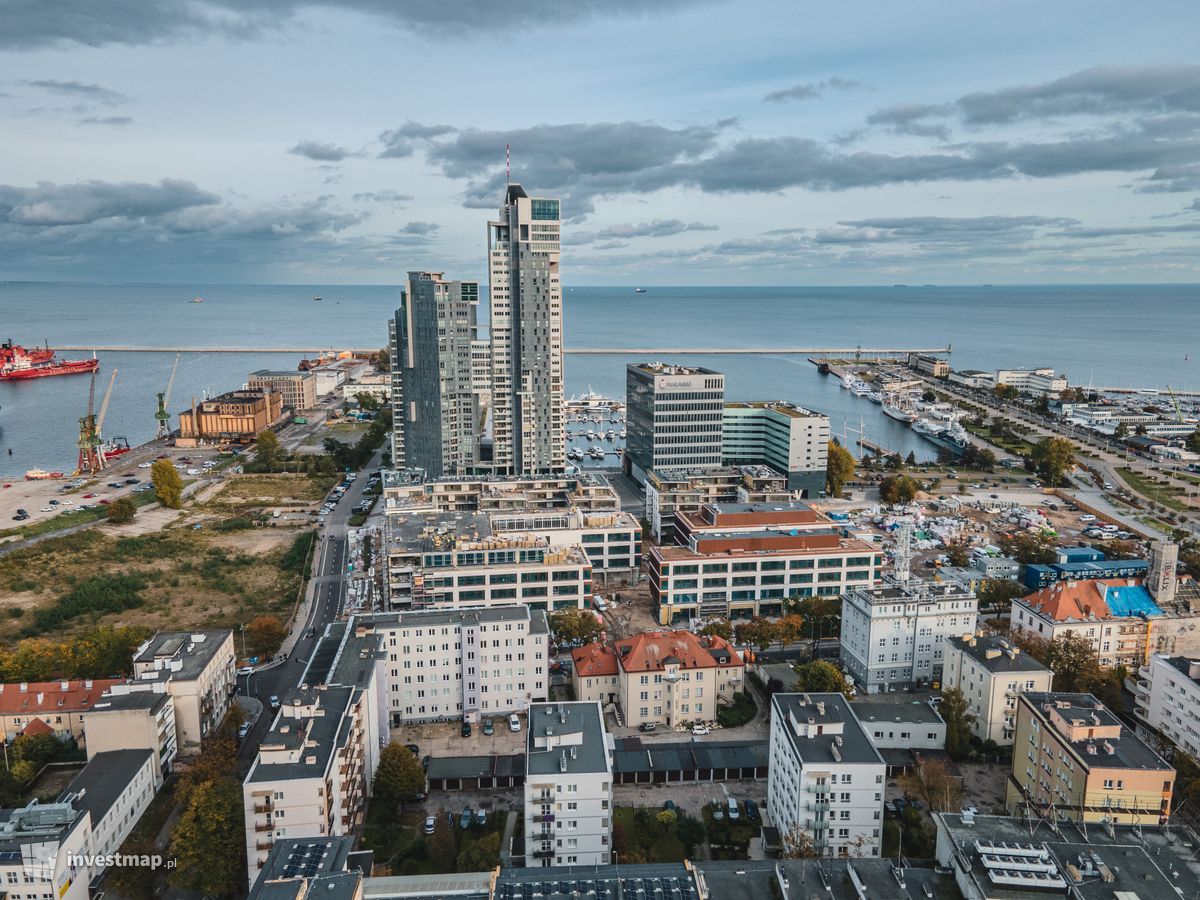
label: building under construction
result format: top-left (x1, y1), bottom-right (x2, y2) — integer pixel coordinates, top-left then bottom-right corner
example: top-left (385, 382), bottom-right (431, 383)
top-left (176, 388), bottom-right (284, 447)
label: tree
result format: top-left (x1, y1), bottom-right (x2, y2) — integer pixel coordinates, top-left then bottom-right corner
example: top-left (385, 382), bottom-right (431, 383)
top-left (826, 440), bottom-right (856, 497)
top-left (106, 497), bottom-right (136, 524)
top-left (1115, 422), bottom-right (1130, 439)
top-left (793, 660), bottom-right (849, 695)
top-left (734, 617), bottom-right (778, 652)
top-left (150, 458), bottom-right (184, 509)
top-left (1045, 631), bottom-right (1102, 693)
top-left (698, 619), bottom-right (733, 641)
top-left (1095, 539), bottom-right (1139, 561)
top-left (375, 742), bottom-right (427, 804)
top-left (922, 389), bottom-right (937, 402)
top-left (879, 474), bottom-right (918, 505)
top-left (456, 831), bottom-right (501, 871)
top-left (254, 429), bottom-right (284, 472)
top-left (244, 615), bottom-right (287, 661)
top-left (993, 384), bottom-right (1019, 401)
top-left (900, 756), bottom-right (964, 812)
top-left (998, 531), bottom-right (1058, 565)
top-left (549, 608), bottom-right (603, 646)
top-left (168, 777), bottom-right (245, 896)
top-left (939, 687), bottom-right (975, 760)
top-left (375, 346), bottom-right (391, 372)
top-left (944, 540), bottom-right (970, 568)
top-left (781, 825), bottom-right (820, 859)
top-left (789, 594), bottom-right (842, 639)
top-left (774, 613), bottom-right (805, 649)
top-left (354, 391), bottom-right (382, 411)
top-left (1188, 429), bottom-right (1200, 454)
top-left (905, 451), bottom-right (917, 466)
top-left (676, 814), bottom-right (706, 856)
top-left (1030, 436), bottom-right (1075, 485)
top-left (977, 578), bottom-right (1027, 611)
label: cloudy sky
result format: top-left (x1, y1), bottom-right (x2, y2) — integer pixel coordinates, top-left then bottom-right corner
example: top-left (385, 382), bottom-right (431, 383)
top-left (2, 0), bottom-right (1199, 284)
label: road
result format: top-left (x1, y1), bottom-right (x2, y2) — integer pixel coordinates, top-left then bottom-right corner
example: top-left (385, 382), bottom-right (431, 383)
top-left (235, 448), bottom-right (384, 773)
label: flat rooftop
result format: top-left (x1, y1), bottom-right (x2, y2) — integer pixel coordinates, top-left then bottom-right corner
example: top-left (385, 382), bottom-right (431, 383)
top-left (62, 749), bottom-right (154, 824)
top-left (363, 605), bottom-right (547, 633)
top-left (772, 693), bottom-right (884, 767)
top-left (497, 863), bottom-right (700, 899)
top-left (133, 630), bottom-right (231, 681)
top-left (248, 685), bottom-right (354, 783)
top-left (526, 702), bottom-right (610, 777)
top-left (724, 400), bottom-right (826, 418)
top-left (847, 577), bottom-right (975, 603)
top-left (698, 859), bottom-right (957, 900)
top-left (948, 634), bottom-right (1052, 675)
top-left (851, 700), bottom-right (944, 726)
top-left (628, 362), bottom-right (722, 378)
top-left (1024, 692), bottom-right (1171, 772)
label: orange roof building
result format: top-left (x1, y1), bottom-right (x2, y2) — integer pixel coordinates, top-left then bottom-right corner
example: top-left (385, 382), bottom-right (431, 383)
top-left (0, 678), bottom-right (124, 747)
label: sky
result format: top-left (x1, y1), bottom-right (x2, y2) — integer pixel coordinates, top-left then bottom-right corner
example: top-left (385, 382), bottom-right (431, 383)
top-left (2, 0), bottom-right (1200, 285)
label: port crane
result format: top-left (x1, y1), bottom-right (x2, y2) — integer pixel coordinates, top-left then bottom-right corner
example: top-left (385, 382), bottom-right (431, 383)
top-left (1166, 385), bottom-right (1185, 423)
top-left (155, 353), bottom-right (180, 439)
top-left (75, 368), bottom-right (118, 475)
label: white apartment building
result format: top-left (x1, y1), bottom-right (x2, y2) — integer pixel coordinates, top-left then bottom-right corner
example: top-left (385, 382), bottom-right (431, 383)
top-left (83, 689), bottom-right (178, 774)
top-left (1135, 654), bottom-right (1200, 758)
top-left (343, 371), bottom-right (390, 404)
top-left (851, 700), bottom-right (947, 753)
top-left (942, 633), bottom-right (1054, 745)
top-left (570, 630), bottom-right (744, 729)
top-left (840, 577), bottom-right (979, 694)
top-left (524, 702), bottom-right (614, 868)
top-left (487, 185), bottom-right (565, 476)
top-left (767, 693), bottom-right (886, 858)
top-left (722, 401), bottom-right (830, 498)
top-left (243, 624), bottom-right (385, 883)
top-left (363, 605), bottom-right (550, 727)
top-left (73, 749), bottom-right (162, 867)
top-left (118, 630), bottom-right (236, 754)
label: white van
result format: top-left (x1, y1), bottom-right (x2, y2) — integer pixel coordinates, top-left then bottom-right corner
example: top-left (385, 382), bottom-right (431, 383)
top-left (1078, 514), bottom-right (1097, 523)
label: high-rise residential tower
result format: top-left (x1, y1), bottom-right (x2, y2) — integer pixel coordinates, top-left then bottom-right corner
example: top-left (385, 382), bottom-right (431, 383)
top-left (487, 185), bottom-right (565, 476)
top-left (389, 271), bottom-right (481, 477)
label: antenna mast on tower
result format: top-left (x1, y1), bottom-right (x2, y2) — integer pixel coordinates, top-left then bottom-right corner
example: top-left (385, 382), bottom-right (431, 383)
top-left (506, 144), bottom-right (511, 184)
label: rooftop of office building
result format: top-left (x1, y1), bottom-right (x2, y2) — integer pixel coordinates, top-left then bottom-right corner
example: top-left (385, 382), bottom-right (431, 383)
top-left (846, 577), bottom-right (976, 603)
top-left (526, 702), bottom-right (610, 777)
top-left (771, 693), bottom-right (884, 767)
top-left (724, 400), bottom-right (826, 418)
top-left (646, 464), bottom-right (790, 487)
top-left (628, 362), bottom-right (722, 378)
top-left (947, 633), bottom-right (1052, 674)
top-left (63, 749), bottom-right (155, 825)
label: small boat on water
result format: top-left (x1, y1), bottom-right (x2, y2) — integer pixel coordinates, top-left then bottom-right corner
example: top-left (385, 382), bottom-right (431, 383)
top-left (189, 297), bottom-right (204, 303)
top-left (313, 296), bottom-right (323, 301)
top-left (867, 391), bottom-right (883, 404)
top-left (25, 468), bottom-right (63, 480)
top-left (634, 288), bottom-right (647, 293)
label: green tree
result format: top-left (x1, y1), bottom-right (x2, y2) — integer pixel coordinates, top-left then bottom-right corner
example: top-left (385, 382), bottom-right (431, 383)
top-left (973, 448), bottom-right (998, 471)
top-left (1187, 429), bottom-right (1200, 454)
top-left (789, 594), bottom-right (842, 638)
top-left (977, 578), bottom-right (1027, 611)
top-left (254, 429), bottom-right (283, 472)
top-left (1115, 422), bottom-right (1130, 439)
top-left (168, 777), bottom-right (245, 896)
top-left (456, 831), bottom-right (501, 871)
top-left (879, 474), bottom-right (918, 505)
top-left (1095, 539), bottom-right (1139, 561)
top-left (354, 391), bottom-right (382, 411)
top-left (375, 742), bottom-right (427, 804)
top-left (375, 346), bottom-right (391, 372)
top-left (150, 458), bottom-right (184, 509)
top-left (939, 687), bottom-right (976, 760)
top-left (944, 540), bottom-right (970, 568)
top-left (900, 756), bottom-right (964, 812)
top-left (106, 496), bottom-right (136, 524)
top-left (793, 660), bottom-right (850, 695)
top-left (998, 531), bottom-right (1058, 565)
top-left (922, 389), bottom-right (937, 402)
top-left (734, 617), bottom-right (778, 652)
top-left (548, 608), bottom-right (603, 646)
top-left (676, 814), bottom-right (706, 856)
top-left (698, 619), bottom-right (733, 641)
top-left (1030, 436), bottom-right (1075, 485)
top-left (826, 440), bottom-right (857, 497)
top-left (993, 384), bottom-right (1019, 401)
top-left (905, 451), bottom-right (917, 466)
top-left (1045, 631), bottom-right (1102, 693)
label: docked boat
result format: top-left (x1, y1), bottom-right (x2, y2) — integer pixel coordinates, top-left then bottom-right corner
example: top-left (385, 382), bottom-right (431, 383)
top-left (102, 437), bottom-right (132, 461)
top-left (882, 400), bottom-right (916, 422)
top-left (313, 296), bottom-right (323, 301)
top-left (619, 430), bottom-right (627, 439)
top-left (911, 418), bottom-right (946, 437)
top-left (25, 468), bottom-right (63, 480)
top-left (867, 391), bottom-right (883, 404)
top-left (0, 341), bottom-right (99, 381)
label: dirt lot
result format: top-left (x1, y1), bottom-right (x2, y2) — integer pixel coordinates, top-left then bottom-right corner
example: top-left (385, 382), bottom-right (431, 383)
top-left (390, 714), bottom-right (529, 759)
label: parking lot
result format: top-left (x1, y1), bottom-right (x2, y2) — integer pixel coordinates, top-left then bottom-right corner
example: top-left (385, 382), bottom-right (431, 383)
top-left (391, 713), bottom-right (528, 759)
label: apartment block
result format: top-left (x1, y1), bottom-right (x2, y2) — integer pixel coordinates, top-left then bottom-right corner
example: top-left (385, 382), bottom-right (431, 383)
top-left (722, 401), bottom-right (830, 497)
top-left (851, 700), bottom-right (947, 753)
top-left (840, 577), bottom-right (979, 694)
top-left (524, 702), bottom-right (613, 868)
top-left (1005, 692), bottom-right (1174, 824)
top-left (114, 630), bottom-right (236, 753)
top-left (644, 463), bottom-right (791, 542)
top-left (570, 630), bottom-right (744, 729)
top-left (942, 633), bottom-right (1054, 745)
top-left (389, 271), bottom-right (481, 476)
top-left (83, 689), bottom-right (179, 774)
top-left (625, 363), bottom-right (725, 484)
top-left (767, 693), bottom-right (886, 858)
top-left (362, 605), bottom-right (549, 726)
top-left (649, 500), bottom-right (882, 626)
top-left (248, 370), bottom-right (317, 411)
top-left (0, 677), bottom-right (123, 745)
top-left (487, 185), bottom-right (564, 476)
top-left (1135, 654), bottom-right (1200, 758)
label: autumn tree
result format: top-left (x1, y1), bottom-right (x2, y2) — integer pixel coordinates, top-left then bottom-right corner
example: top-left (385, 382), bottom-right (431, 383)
top-left (998, 531), bottom-right (1058, 565)
top-left (879, 474), bottom-right (919, 505)
top-left (245, 615), bottom-right (287, 661)
top-left (793, 660), bottom-right (850, 695)
top-left (549, 608), bottom-right (603, 646)
top-left (254, 429), bottom-right (284, 473)
top-left (734, 617), bottom-right (778, 652)
top-left (781, 825), bottom-right (821, 859)
top-left (375, 742), bottom-right (426, 804)
top-left (826, 439), bottom-right (856, 497)
top-left (774, 613), bottom-right (806, 649)
top-left (1030, 436), bottom-right (1075, 485)
top-left (939, 687), bottom-right (976, 760)
top-left (698, 619), bottom-right (733, 641)
top-left (977, 578), bottom-right (1027, 611)
top-left (168, 777), bottom-right (245, 896)
top-left (789, 594), bottom-right (842, 638)
top-left (150, 458), bottom-right (184, 509)
top-left (1045, 631), bottom-right (1103, 693)
top-left (901, 756), bottom-right (964, 812)
top-left (106, 497), bottom-right (136, 524)
top-left (944, 539), bottom-right (971, 567)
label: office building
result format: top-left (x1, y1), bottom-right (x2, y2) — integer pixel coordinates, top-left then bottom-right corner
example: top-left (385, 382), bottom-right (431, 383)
top-left (570, 630), bottom-right (744, 729)
top-left (112, 630), bottom-right (236, 754)
top-left (343, 371), bottom-right (390, 405)
top-left (993, 368), bottom-right (1069, 397)
top-left (82, 690), bottom-right (179, 773)
top-left (840, 577), bottom-right (978, 694)
top-left (1135, 655), bottom-right (1200, 758)
top-left (524, 701), bottom-right (613, 868)
top-left (389, 271), bottom-right (482, 477)
top-left (644, 464), bottom-right (791, 542)
top-left (248, 370), bottom-right (317, 411)
top-left (487, 185), bottom-right (565, 476)
top-left (767, 693), bottom-right (886, 858)
top-left (177, 387), bottom-right (285, 446)
top-left (649, 500), bottom-right (882, 625)
top-left (625, 363), bottom-right (725, 484)
top-left (907, 353), bottom-right (951, 378)
top-left (0, 678), bottom-right (123, 746)
top-left (942, 632), bottom-right (1054, 745)
top-left (1005, 692), bottom-right (1174, 824)
top-left (722, 401), bottom-right (829, 496)
top-left (361, 605), bottom-right (549, 727)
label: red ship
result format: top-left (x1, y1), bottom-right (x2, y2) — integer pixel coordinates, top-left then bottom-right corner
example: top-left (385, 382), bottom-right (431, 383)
top-left (0, 340), bottom-right (99, 380)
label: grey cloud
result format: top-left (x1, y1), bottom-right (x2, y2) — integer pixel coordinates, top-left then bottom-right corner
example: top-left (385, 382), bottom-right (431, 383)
top-left (288, 140), bottom-right (356, 161)
top-left (865, 104), bottom-right (952, 138)
top-left (79, 115), bottom-right (133, 126)
top-left (0, 178), bottom-right (219, 226)
top-left (0, 0), bottom-right (704, 50)
top-left (763, 76), bottom-right (863, 104)
top-left (352, 190), bottom-right (413, 204)
top-left (399, 220), bottom-right (439, 235)
top-left (378, 121), bottom-right (457, 158)
top-left (570, 218), bottom-right (717, 244)
top-left (1135, 163), bottom-right (1200, 193)
top-left (25, 78), bottom-right (125, 102)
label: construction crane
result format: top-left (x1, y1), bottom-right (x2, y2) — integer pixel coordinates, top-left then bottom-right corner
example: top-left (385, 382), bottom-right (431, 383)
top-left (1166, 385), bottom-right (1185, 423)
top-left (155, 353), bottom-right (180, 439)
top-left (75, 368), bottom-right (118, 476)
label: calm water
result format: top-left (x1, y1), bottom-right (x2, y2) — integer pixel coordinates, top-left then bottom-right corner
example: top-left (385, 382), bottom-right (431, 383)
top-left (1, 282), bottom-right (1197, 476)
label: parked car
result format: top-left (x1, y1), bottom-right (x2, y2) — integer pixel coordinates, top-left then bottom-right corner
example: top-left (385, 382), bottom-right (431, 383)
top-left (483, 718), bottom-right (494, 736)
top-left (423, 816), bottom-right (436, 835)
top-left (238, 666), bottom-right (254, 676)
top-left (476, 809), bottom-right (487, 826)
top-left (238, 723), bottom-right (250, 741)
top-left (459, 809), bottom-right (472, 829)
top-left (744, 799), bottom-right (760, 822)
top-left (692, 724), bottom-right (710, 736)
top-left (508, 714), bottom-right (521, 732)
top-left (461, 721), bottom-right (472, 738)
top-left (404, 743), bottom-right (419, 756)
top-left (269, 695), bottom-right (280, 711)
top-left (638, 722), bottom-right (657, 733)
top-left (727, 798), bottom-right (740, 820)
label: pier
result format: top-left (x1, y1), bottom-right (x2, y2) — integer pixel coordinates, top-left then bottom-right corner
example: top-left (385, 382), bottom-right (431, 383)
top-left (51, 345), bottom-right (953, 357)
top-left (857, 438), bottom-right (901, 457)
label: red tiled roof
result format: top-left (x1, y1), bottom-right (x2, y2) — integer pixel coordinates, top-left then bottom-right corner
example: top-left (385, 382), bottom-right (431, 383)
top-left (1022, 578), bottom-right (1137, 622)
top-left (613, 630), bottom-right (744, 672)
top-left (571, 644), bottom-right (618, 677)
top-left (0, 679), bottom-right (124, 716)
top-left (21, 717), bottom-right (53, 736)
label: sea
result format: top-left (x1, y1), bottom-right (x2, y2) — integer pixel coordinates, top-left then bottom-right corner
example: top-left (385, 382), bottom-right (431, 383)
top-left (1, 282), bottom-right (1198, 478)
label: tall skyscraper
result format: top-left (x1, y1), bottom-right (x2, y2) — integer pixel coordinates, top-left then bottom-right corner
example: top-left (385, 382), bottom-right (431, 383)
top-left (389, 271), bottom-right (480, 477)
top-left (487, 185), bottom-right (565, 475)
top-left (624, 363), bottom-right (726, 484)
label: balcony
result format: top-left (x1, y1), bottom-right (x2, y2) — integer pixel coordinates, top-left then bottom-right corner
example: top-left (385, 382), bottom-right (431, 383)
top-left (532, 849), bottom-right (556, 860)
top-left (539, 814), bottom-right (555, 823)
top-left (254, 821), bottom-right (275, 833)
top-left (256, 840), bottom-right (274, 852)
top-left (253, 802), bottom-right (273, 814)
top-left (807, 800), bottom-right (830, 812)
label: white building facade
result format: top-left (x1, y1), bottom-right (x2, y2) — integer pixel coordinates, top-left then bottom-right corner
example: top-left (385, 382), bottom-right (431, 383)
top-left (1135, 654), bottom-right (1200, 758)
top-left (942, 633), bottom-right (1054, 745)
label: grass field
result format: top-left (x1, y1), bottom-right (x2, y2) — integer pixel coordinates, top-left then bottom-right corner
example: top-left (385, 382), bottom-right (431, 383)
top-left (205, 473), bottom-right (338, 509)
top-left (1118, 467), bottom-right (1191, 512)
